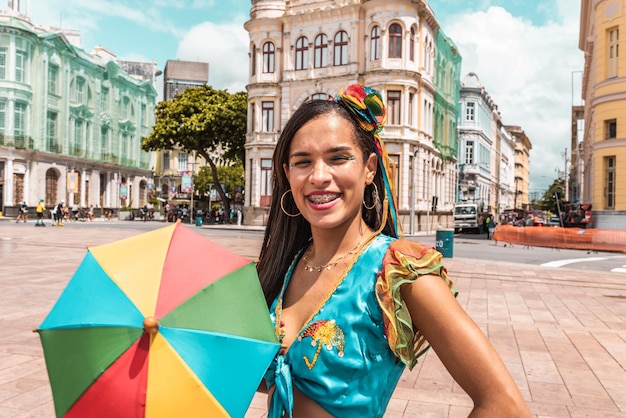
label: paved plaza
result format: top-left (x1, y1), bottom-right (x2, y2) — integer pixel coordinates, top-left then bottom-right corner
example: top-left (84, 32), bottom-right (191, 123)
top-left (1, 220), bottom-right (625, 417)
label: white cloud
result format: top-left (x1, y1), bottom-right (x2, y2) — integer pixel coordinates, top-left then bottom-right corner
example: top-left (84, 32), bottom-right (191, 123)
top-left (176, 20), bottom-right (249, 93)
top-left (444, 5), bottom-right (583, 193)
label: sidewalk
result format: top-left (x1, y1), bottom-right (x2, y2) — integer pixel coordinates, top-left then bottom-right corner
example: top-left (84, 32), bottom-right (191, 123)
top-left (1, 223), bottom-right (625, 417)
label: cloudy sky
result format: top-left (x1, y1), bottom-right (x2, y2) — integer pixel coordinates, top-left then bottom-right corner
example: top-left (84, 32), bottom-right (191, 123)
top-left (27, 0), bottom-right (583, 193)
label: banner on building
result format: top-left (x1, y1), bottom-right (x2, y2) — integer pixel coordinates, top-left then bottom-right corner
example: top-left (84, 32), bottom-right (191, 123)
top-left (181, 171), bottom-right (193, 193)
top-left (120, 184), bottom-right (128, 200)
top-left (67, 172), bottom-right (79, 194)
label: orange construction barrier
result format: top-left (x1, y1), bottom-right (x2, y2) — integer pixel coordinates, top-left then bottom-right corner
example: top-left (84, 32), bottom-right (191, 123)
top-left (493, 225), bottom-right (626, 252)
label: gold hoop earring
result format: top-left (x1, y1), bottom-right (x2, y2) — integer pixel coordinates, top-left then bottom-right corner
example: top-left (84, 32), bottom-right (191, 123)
top-left (280, 190), bottom-right (301, 217)
top-left (363, 183), bottom-right (378, 210)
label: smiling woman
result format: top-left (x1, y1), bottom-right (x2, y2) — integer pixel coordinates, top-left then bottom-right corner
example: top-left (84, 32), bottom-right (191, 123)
top-left (256, 84), bottom-right (532, 418)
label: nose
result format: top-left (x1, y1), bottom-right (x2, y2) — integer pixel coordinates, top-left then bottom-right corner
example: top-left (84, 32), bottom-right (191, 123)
top-left (309, 159), bottom-right (332, 183)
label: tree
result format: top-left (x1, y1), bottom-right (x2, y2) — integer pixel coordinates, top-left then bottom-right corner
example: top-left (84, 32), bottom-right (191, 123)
top-left (193, 165), bottom-right (244, 207)
top-left (142, 85), bottom-right (247, 216)
top-left (536, 178), bottom-right (566, 215)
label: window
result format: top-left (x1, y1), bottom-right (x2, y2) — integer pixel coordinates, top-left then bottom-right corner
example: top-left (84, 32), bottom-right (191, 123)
top-left (75, 77), bottom-right (85, 103)
top-left (605, 156), bottom-right (615, 209)
top-left (608, 27), bottom-right (619, 78)
top-left (101, 86), bottom-right (109, 111)
top-left (263, 42), bottom-right (275, 73)
top-left (260, 158), bottom-right (272, 206)
top-left (409, 27), bottom-right (415, 61)
top-left (388, 23), bottom-right (402, 59)
top-left (163, 151), bottom-right (170, 171)
top-left (73, 119), bottom-right (83, 155)
top-left (46, 111), bottom-right (58, 152)
top-left (295, 37), bottom-right (309, 70)
top-left (15, 50), bottom-right (27, 83)
top-left (466, 102), bottom-right (475, 121)
top-left (251, 44), bottom-right (257, 76)
top-left (262, 101), bottom-right (274, 132)
top-left (605, 119), bottom-right (617, 139)
top-left (249, 103), bottom-right (255, 132)
top-left (333, 31), bottom-right (348, 66)
top-left (14, 102), bottom-right (26, 137)
top-left (370, 26), bottom-right (380, 60)
top-left (0, 48), bottom-right (6, 79)
top-left (178, 153), bottom-right (188, 172)
top-left (48, 65), bottom-right (58, 95)
top-left (0, 101), bottom-right (5, 134)
top-left (314, 34), bottom-right (328, 68)
top-left (465, 141), bottom-right (474, 164)
top-left (408, 92), bottom-right (414, 126)
top-left (310, 93), bottom-right (331, 100)
top-left (387, 90), bottom-right (401, 125)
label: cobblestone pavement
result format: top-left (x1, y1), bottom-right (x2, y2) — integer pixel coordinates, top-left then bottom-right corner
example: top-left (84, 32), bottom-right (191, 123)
top-left (1, 221), bottom-right (625, 417)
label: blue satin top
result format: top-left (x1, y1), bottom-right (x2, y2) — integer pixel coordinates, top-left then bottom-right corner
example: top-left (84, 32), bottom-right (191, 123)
top-left (265, 234), bottom-right (404, 417)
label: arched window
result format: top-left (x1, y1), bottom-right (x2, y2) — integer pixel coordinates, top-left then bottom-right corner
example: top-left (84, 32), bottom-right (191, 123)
top-left (333, 30), bottom-right (349, 66)
top-left (370, 26), bottom-right (380, 60)
top-left (310, 93), bottom-right (332, 101)
top-left (314, 34), bottom-right (328, 68)
top-left (388, 23), bottom-right (402, 59)
top-left (410, 27), bottom-right (415, 61)
top-left (263, 42), bottom-right (275, 73)
top-left (295, 37), bottom-right (309, 70)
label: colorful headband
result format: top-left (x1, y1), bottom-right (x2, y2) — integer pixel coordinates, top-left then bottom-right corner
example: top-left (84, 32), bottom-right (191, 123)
top-left (336, 84), bottom-right (401, 236)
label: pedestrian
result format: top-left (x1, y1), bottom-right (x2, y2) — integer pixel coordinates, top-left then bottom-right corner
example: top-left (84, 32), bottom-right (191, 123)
top-left (485, 214), bottom-right (493, 239)
top-left (52, 200), bottom-right (65, 226)
top-left (256, 84), bottom-right (531, 417)
top-left (88, 204), bottom-right (95, 221)
top-left (15, 201), bottom-right (28, 223)
top-left (35, 198), bottom-right (46, 227)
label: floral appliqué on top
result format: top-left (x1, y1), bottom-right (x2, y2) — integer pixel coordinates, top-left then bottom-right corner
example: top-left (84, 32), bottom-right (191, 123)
top-left (298, 319), bottom-right (345, 370)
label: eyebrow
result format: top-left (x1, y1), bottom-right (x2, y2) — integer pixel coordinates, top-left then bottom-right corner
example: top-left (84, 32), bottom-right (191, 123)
top-left (289, 145), bottom-right (354, 159)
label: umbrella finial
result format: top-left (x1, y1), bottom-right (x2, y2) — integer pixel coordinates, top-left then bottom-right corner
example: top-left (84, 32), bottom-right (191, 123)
top-left (143, 316), bottom-right (160, 334)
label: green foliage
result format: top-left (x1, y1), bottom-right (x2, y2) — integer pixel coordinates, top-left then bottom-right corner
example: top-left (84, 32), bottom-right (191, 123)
top-left (536, 178), bottom-right (566, 213)
top-left (142, 85), bottom-right (247, 215)
top-left (142, 85), bottom-right (247, 163)
top-left (194, 165), bottom-right (244, 199)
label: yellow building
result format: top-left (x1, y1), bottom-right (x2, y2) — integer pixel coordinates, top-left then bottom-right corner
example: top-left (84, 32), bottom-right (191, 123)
top-left (579, 0), bottom-right (626, 228)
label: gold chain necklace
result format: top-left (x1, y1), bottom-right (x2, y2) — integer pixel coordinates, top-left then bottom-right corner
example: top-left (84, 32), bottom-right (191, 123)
top-left (301, 239), bottom-right (363, 272)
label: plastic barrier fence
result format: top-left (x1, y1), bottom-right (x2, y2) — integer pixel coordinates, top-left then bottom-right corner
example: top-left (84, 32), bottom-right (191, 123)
top-left (493, 225), bottom-right (626, 253)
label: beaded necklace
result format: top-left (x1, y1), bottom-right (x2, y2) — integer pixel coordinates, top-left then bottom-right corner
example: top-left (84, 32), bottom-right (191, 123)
top-left (301, 240), bottom-right (363, 272)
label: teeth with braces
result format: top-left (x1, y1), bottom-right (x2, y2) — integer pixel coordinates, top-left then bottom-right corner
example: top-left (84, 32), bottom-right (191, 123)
top-left (308, 194), bottom-right (339, 204)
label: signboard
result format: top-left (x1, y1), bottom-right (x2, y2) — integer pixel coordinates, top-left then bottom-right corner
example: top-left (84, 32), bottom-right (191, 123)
top-left (67, 172), bottom-right (78, 193)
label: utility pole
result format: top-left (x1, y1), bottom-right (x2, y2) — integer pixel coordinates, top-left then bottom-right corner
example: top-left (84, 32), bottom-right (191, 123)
top-left (561, 147), bottom-right (569, 202)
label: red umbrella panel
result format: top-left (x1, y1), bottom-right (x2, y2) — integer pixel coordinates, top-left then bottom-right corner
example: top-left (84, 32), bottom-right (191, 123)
top-left (37, 222), bottom-right (280, 418)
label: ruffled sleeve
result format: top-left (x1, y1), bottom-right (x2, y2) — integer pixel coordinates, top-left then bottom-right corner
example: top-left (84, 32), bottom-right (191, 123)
top-left (375, 239), bottom-right (457, 370)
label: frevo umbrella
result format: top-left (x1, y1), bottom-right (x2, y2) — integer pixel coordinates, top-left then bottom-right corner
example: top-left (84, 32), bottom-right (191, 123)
top-left (36, 222), bottom-right (280, 418)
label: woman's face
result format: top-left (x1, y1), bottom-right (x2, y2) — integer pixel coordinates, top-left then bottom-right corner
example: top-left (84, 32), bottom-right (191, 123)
top-left (284, 113), bottom-right (377, 231)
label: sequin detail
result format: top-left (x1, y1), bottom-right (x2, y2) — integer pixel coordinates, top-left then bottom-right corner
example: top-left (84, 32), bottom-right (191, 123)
top-left (298, 320), bottom-right (345, 370)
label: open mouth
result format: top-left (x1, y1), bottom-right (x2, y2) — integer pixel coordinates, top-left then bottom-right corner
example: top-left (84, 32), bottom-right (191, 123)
top-left (307, 193), bottom-right (340, 204)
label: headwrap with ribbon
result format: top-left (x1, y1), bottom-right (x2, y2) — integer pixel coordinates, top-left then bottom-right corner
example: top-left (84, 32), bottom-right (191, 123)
top-left (336, 84), bottom-right (401, 237)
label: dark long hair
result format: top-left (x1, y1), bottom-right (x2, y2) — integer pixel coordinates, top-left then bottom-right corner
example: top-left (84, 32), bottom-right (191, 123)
top-left (256, 99), bottom-right (397, 306)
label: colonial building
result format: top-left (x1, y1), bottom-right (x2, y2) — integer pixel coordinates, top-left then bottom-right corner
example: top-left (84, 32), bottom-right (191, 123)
top-left (457, 72), bottom-right (522, 215)
top-left (506, 125), bottom-right (532, 210)
top-left (579, 0), bottom-right (626, 228)
top-left (243, 0), bottom-right (461, 232)
top-left (0, 3), bottom-right (157, 216)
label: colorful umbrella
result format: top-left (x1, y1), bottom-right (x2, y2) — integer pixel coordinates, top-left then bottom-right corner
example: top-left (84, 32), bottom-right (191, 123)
top-left (36, 222), bottom-right (280, 418)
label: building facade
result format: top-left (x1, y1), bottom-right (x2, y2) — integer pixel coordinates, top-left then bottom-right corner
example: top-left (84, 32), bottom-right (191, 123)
top-left (243, 0), bottom-right (461, 231)
top-left (0, 4), bottom-right (157, 216)
top-left (579, 0), bottom-right (626, 228)
top-left (457, 72), bottom-right (523, 216)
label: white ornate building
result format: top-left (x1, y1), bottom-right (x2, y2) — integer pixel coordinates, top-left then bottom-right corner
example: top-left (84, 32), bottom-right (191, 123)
top-left (243, 0), bottom-right (461, 232)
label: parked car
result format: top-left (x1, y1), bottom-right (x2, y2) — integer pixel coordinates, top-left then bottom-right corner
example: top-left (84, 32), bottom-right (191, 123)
top-left (548, 216), bottom-right (561, 227)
